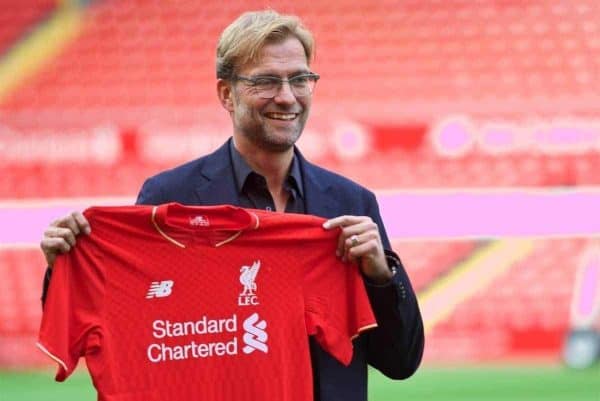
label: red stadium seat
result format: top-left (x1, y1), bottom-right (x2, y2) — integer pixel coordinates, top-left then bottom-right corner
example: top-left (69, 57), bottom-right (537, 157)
top-left (426, 238), bottom-right (589, 362)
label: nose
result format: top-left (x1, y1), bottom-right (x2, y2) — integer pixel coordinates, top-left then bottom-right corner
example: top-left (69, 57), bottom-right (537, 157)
top-left (273, 81), bottom-right (296, 104)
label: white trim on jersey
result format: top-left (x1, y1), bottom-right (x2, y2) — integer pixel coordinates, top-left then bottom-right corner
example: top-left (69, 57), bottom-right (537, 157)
top-left (351, 323), bottom-right (379, 341)
top-left (151, 205), bottom-right (260, 248)
top-left (36, 342), bottom-right (69, 374)
top-left (151, 206), bottom-right (186, 248)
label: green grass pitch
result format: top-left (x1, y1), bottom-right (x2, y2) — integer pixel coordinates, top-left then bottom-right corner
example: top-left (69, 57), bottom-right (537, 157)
top-left (1, 365), bottom-right (598, 400)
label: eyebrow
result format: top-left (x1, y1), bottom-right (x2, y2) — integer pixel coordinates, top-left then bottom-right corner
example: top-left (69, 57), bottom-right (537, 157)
top-left (250, 70), bottom-right (312, 78)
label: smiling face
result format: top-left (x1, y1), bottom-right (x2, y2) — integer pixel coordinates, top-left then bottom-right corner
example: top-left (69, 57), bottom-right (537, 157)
top-left (218, 36), bottom-right (312, 153)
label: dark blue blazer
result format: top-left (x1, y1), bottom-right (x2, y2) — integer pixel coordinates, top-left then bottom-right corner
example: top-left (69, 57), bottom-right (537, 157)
top-left (136, 139), bottom-right (424, 401)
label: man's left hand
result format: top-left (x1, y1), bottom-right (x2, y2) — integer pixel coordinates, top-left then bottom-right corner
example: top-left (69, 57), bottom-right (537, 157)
top-left (323, 216), bottom-right (393, 284)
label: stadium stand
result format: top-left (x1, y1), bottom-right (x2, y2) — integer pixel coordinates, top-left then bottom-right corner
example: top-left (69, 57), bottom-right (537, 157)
top-left (0, 249), bottom-right (44, 336)
top-left (426, 238), bottom-right (590, 362)
top-left (0, 0), bottom-right (598, 367)
top-left (391, 239), bottom-right (478, 292)
top-left (1, 0), bottom-right (599, 196)
top-left (0, 0), bottom-right (57, 56)
top-left (4, 0), bottom-right (599, 114)
top-left (0, 248), bottom-right (48, 367)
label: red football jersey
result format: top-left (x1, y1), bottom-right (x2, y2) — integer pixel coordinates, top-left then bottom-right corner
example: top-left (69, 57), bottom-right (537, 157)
top-left (38, 203), bottom-right (377, 401)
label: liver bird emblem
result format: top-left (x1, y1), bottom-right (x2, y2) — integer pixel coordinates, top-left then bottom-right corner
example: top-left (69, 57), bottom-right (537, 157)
top-left (240, 260), bottom-right (260, 296)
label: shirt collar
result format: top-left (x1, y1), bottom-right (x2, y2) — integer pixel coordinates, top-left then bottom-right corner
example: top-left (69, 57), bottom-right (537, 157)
top-left (229, 140), bottom-right (304, 198)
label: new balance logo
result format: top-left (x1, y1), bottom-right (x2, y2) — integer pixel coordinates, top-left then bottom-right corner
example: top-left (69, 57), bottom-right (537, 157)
top-left (146, 280), bottom-right (174, 299)
top-left (242, 313), bottom-right (268, 354)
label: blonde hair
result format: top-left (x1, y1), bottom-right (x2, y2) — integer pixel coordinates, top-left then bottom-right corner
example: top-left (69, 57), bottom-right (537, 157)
top-left (216, 10), bottom-right (315, 79)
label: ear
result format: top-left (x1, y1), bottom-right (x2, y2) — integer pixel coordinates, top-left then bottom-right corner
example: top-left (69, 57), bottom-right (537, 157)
top-left (217, 79), bottom-right (234, 112)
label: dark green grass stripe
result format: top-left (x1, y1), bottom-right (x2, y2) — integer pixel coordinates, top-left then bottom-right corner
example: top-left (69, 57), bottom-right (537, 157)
top-left (368, 365), bottom-right (600, 401)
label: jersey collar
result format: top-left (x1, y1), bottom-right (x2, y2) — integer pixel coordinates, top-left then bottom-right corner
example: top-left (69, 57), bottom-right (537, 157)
top-left (151, 203), bottom-right (259, 248)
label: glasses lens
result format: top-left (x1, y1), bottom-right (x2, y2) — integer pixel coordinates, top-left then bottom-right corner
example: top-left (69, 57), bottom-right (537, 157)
top-left (248, 75), bottom-right (318, 99)
top-left (290, 75), bottom-right (317, 98)
top-left (253, 78), bottom-right (279, 98)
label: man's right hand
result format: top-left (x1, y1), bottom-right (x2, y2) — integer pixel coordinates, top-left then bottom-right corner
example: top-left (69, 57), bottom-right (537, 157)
top-left (40, 211), bottom-right (91, 269)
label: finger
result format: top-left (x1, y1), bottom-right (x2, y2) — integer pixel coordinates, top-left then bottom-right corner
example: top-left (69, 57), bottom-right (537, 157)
top-left (341, 220), bottom-right (378, 239)
top-left (347, 240), bottom-right (390, 282)
top-left (61, 215), bottom-right (81, 236)
top-left (342, 234), bottom-right (360, 263)
top-left (71, 211), bottom-right (91, 235)
top-left (44, 226), bottom-right (77, 247)
top-left (323, 215), bottom-right (365, 230)
top-left (40, 237), bottom-right (72, 268)
top-left (41, 236), bottom-right (72, 253)
top-left (336, 221), bottom-right (378, 256)
top-left (52, 212), bottom-right (90, 234)
top-left (347, 238), bottom-right (379, 261)
top-left (344, 230), bottom-right (379, 250)
top-left (343, 231), bottom-right (380, 262)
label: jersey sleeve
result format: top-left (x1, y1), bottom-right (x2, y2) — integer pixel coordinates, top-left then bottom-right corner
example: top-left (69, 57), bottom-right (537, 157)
top-left (303, 249), bottom-right (378, 366)
top-left (37, 236), bottom-right (104, 381)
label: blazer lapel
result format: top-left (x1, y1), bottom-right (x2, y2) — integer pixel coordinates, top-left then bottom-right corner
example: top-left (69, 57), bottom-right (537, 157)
top-left (297, 149), bottom-right (342, 219)
top-left (193, 139), bottom-right (241, 206)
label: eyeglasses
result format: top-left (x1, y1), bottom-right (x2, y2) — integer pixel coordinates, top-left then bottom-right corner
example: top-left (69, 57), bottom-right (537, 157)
top-left (233, 73), bottom-right (320, 99)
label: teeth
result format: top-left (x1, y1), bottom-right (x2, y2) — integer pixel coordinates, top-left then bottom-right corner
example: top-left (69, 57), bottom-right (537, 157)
top-left (266, 113), bottom-right (296, 120)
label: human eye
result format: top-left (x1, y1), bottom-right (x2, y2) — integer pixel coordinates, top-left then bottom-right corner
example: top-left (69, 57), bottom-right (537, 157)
top-left (290, 75), bottom-right (311, 87)
top-left (252, 76), bottom-right (279, 89)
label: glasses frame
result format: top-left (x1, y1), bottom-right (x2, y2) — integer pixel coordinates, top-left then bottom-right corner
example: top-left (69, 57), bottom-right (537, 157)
top-left (232, 72), bottom-right (320, 99)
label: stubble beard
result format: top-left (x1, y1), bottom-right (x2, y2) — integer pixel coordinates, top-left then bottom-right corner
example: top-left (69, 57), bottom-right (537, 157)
top-left (234, 102), bottom-right (308, 153)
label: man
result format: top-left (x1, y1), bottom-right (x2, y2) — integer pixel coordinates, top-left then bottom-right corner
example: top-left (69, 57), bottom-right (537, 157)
top-left (40, 10), bottom-right (424, 401)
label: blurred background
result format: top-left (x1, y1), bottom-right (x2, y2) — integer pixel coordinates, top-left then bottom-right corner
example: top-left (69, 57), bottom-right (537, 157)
top-left (1, 0), bottom-right (599, 400)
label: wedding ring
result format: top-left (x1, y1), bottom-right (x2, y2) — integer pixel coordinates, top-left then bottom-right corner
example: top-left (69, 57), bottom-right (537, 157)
top-left (350, 235), bottom-right (359, 247)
